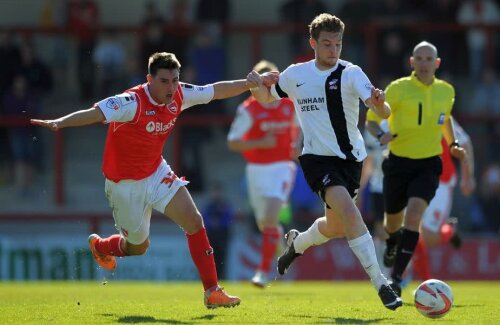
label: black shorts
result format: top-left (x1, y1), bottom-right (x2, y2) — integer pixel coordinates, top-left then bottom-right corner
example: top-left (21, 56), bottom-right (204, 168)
top-left (370, 192), bottom-right (385, 221)
top-left (382, 152), bottom-right (442, 214)
top-left (299, 154), bottom-right (362, 207)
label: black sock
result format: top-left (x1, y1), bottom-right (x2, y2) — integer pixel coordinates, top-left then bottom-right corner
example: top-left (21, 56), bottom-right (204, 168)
top-left (385, 228), bottom-right (402, 250)
top-left (391, 228), bottom-right (419, 283)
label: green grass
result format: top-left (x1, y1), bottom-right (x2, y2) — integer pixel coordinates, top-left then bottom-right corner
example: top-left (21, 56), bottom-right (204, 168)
top-left (0, 281), bottom-right (498, 324)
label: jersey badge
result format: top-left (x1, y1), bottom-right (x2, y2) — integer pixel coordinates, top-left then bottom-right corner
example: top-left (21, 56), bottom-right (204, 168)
top-left (329, 79), bottom-right (338, 90)
top-left (167, 102), bottom-right (178, 114)
top-left (437, 113), bottom-right (445, 125)
top-left (106, 98), bottom-right (120, 110)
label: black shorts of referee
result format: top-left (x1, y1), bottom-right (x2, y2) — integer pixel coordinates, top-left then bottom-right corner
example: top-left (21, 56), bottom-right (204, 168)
top-left (299, 154), bottom-right (362, 208)
top-left (382, 152), bottom-right (442, 214)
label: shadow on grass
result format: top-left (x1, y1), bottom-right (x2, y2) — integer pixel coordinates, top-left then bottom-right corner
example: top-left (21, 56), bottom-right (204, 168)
top-left (101, 313), bottom-right (219, 324)
top-left (114, 315), bottom-right (191, 324)
top-left (192, 314), bottom-right (217, 321)
top-left (320, 317), bottom-right (388, 324)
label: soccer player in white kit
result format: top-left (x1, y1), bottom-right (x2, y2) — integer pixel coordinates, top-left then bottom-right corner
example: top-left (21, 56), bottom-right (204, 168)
top-left (247, 13), bottom-right (402, 310)
top-left (31, 52), bottom-right (275, 309)
top-left (227, 60), bottom-right (298, 288)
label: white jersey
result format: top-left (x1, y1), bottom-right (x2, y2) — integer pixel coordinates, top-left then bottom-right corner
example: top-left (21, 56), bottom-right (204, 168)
top-left (271, 59), bottom-right (372, 161)
top-left (96, 82), bottom-right (215, 123)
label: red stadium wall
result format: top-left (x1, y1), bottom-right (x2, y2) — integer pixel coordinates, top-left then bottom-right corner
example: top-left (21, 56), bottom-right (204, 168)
top-left (229, 237), bottom-right (500, 281)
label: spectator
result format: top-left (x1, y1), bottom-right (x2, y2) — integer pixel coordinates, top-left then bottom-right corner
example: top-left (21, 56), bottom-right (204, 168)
top-left (195, 0), bottom-right (230, 24)
top-left (164, 0), bottom-right (192, 67)
top-left (67, 0), bottom-right (99, 100)
top-left (2, 75), bottom-right (37, 195)
top-left (93, 32), bottom-right (126, 98)
top-left (180, 23), bottom-right (227, 192)
top-left (141, 1), bottom-right (164, 26)
top-left (457, 0), bottom-right (500, 79)
top-left (280, 0), bottom-right (327, 58)
top-left (0, 31), bottom-right (21, 181)
top-left (477, 163), bottom-right (500, 234)
top-left (471, 66), bottom-right (500, 115)
top-left (338, 0), bottom-right (371, 66)
top-left (202, 182), bottom-right (235, 280)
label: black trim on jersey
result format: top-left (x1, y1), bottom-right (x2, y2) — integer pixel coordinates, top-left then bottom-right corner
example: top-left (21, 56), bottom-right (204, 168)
top-left (275, 83), bottom-right (288, 98)
top-left (325, 64), bottom-right (356, 160)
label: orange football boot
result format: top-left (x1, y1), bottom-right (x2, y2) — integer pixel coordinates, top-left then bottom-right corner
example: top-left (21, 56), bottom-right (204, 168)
top-left (204, 286), bottom-right (241, 309)
top-left (88, 234), bottom-right (117, 271)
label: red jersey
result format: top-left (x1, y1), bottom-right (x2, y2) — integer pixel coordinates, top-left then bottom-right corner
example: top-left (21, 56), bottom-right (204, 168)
top-left (101, 84), bottom-right (183, 182)
top-left (440, 138), bottom-right (456, 182)
top-left (228, 97), bottom-right (297, 164)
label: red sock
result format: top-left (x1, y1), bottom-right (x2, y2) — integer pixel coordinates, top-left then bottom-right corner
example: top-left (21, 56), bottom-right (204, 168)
top-left (439, 223), bottom-right (455, 244)
top-left (95, 234), bottom-right (126, 257)
top-left (259, 227), bottom-right (281, 272)
top-left (186, 228), bottom-right (218, 291)
top-left (413, 237), bottom-right (431, 280)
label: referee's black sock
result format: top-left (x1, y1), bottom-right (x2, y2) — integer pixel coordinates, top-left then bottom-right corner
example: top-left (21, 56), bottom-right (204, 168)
top-left (391, 228), bottom-right (420, 283)
top-left (385, 228), bottom-right (402, 251)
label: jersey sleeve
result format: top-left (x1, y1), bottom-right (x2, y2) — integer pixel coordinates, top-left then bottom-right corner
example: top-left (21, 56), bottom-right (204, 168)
top-left (366, 109), bottom-right (383, 124)
top-left (270, 66), bottom-right (292, 100)
top-left (227, 104), bottom-right (252, 141)
top-left (347, 65), bottom-right (372, 103)
top-left (384, 80), bottom-right (400, 111)
top-left (454, 121), bottom-right (470, 145)
top-left (180, 83), bottom-right (215, 110)
top-left (95, 92), bottom-right (138, 123)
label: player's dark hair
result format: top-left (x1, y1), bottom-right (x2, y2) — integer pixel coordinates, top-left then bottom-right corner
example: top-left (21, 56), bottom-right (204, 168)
top-left (148, 52), bottom-right (181, 76)
top-left (309, 13), bottom-right (345, 41)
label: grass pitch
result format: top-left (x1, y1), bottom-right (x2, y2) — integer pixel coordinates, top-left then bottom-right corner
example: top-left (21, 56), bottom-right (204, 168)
top-left (0, 281), bottom-right (498, 324)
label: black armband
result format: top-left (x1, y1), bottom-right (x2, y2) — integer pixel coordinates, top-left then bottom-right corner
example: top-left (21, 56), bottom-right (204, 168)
top-left (449, 140), bottom-right (460, 149)
top-left (376, 131), bottom-right (385, 140)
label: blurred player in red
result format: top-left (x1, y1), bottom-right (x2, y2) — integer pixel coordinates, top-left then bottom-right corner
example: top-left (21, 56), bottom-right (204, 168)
top-left (31, 52), bottom-right (276, 309)
top-left (227, 60), bottom-right (299, 288)
top-left (413, 120), bottom-right (475, 280)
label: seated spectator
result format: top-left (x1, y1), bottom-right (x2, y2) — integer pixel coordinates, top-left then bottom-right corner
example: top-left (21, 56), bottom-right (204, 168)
top-left (477, 163), bottom-right (500, 234)
top-left (2, 75), bottom-right (37, 195)
top-left (471, 67), bottom-right (500, 115)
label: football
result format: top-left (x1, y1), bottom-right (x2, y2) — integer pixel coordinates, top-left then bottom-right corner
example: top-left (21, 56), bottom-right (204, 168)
top-left (414, 279), bottom-right (453, 318)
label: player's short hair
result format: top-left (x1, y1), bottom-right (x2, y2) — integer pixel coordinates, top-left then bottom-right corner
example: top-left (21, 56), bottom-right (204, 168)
top-left (148, 52), bottom-right (181, 75)
top-left (309, 13), bottom-right (345, 41)
top-left (253, 60), bottom-right (278, 74)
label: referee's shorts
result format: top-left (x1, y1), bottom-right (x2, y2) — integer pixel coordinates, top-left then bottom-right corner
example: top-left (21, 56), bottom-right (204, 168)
top-left (382, 152), bottom-right (442, 214)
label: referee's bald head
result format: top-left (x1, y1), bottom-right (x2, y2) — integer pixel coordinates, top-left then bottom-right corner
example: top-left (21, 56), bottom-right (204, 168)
top-left (413, 41), bottom-right (438, 58)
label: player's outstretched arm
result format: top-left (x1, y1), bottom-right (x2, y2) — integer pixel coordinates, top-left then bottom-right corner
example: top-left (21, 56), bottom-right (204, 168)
top-left (30, 107), bottom-right (105, 131)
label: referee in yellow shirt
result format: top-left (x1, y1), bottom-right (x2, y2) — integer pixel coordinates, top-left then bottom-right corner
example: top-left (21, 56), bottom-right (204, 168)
top-left (366, 41), bottom-right (467, 296)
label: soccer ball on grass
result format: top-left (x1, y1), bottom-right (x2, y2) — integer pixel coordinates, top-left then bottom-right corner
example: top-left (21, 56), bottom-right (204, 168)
top-left (414, 279), bottom-right (453, 318)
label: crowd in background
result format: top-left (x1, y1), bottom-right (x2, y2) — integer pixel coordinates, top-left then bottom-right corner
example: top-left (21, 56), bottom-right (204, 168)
top-left (0, 0), bottom-right (499, 236)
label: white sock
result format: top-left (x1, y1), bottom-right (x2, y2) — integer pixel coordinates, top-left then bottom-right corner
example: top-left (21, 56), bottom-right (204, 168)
top-left (348, 232), bottom-right (388, 290)
top-left (294, 218), bottom-right (329, 254)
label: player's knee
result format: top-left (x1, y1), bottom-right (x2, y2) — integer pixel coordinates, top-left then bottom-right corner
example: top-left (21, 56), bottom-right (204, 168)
top-left (184, 211), bottom-right (204, 234)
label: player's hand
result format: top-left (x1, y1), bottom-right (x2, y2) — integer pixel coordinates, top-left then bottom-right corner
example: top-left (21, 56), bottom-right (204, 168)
top-left (450, 146), bottom-right (466, 160)
top-left (30, 119), bottom-right (61, 131)
top-left (246, 70), bottom-right (262, 89)
top-left (261, 71), bottom-right (279, 87)
top-left (370, 87), bottom-right (385, 109)
top-left (379, 132), bottom-right (396, 145)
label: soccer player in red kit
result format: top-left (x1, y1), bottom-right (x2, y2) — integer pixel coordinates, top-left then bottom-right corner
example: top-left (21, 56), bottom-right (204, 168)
top-left (227, 60), bottom-right (299, 287)
top-left (413, 121), bottom-right (475, 280)
top-left (31, 52), bottom-right (274, 309)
